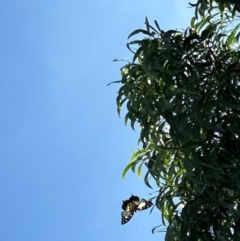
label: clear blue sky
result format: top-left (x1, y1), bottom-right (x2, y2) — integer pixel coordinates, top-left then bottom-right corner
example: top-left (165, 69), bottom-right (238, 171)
top-left (0, 1), bottom-right (193, 240)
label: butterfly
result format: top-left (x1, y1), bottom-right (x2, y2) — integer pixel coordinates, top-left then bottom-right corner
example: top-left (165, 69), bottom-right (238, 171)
top-left (121, 194), bottom-right (153, 225)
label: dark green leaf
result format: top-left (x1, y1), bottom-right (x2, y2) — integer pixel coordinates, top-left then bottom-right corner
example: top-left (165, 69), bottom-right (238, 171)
top-left (127, 29), bottom-right (152, 39)
top-left (144, 171), bottom-right (153, 189)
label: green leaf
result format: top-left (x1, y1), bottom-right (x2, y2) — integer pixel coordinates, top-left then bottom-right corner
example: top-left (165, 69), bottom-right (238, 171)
top-left (107, 80), bottom-right (121, 86)
top-left (151, 224), bottom-right (164, 234)
top-left (122, 161), bottom-right (134, 179)
top-left (216, 122), bottom-right (225, 132)
top-left (130, 119), bottom-right (135, 130)
top-left (181, 141), bottom-right (200, 148)
top-left (190, 17), bottom-right (196, 28)
top-left (130, 149), bottom-right (147, 162)
top-left (226, 23), bottom-right (240, 48)
top-left (127, 29), bottom-right (152, 39)
top-left (145, 16), bottom-right (150, 34)
top-left (132, 46), bottom-right (143, 63)
top-left (122, 159), bottom-right (140, 179)
top-left (201, 29), bottom-right (212, 40)
top-left (112, 59), bottom-right (130, 62)
top-left (144, 171), bottom-right (153, 189)
top-left (137, 161), bottom-right (144, 178)
top-left (154, 20), bottom-right (161, 32)
top-left (124, 113), bottom-right (129, 126)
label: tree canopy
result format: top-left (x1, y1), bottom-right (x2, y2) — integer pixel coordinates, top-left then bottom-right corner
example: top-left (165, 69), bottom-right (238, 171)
top-left (112, 1), bottom-right (240, 240)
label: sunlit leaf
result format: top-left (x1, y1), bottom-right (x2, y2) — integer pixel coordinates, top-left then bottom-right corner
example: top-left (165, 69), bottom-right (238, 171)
top-left (137, 161), bottom-right (144, 178)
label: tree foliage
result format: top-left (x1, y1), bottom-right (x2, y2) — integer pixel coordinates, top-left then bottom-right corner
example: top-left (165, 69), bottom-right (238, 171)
top-left (113, 1), bottom-right (240, 240)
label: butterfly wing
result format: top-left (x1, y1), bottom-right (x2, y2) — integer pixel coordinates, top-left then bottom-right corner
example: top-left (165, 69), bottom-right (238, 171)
top-left (122, 200), bottom-right (138, 212)
top-left (121, 195), bottom-right (140, 225)
top-left (121, 211), bottom-right (134, 225)
top-left (137, 199), bottom-right (153, 211)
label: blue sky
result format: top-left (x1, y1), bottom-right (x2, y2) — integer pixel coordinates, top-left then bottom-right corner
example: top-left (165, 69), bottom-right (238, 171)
top-left (0, 1), bottom-right (194, 240)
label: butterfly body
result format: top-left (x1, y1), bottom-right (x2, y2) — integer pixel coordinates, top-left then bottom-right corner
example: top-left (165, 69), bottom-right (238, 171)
top-left (121, 195), bottom-right (153, 225)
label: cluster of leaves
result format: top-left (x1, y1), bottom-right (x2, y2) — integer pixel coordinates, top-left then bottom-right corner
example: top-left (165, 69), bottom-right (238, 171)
top-left (190, 0), bottom-right (240, 19)
top-left (113, 4), bottom-right (240, 240)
